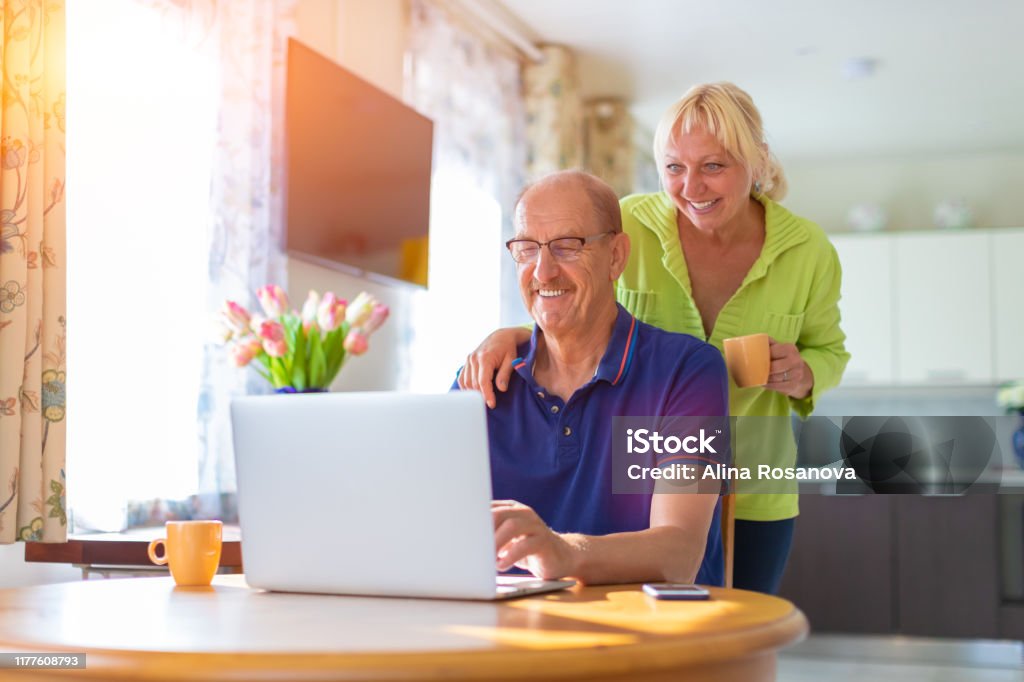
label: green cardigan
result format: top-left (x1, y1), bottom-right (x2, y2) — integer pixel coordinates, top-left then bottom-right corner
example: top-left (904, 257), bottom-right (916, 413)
top-left (617, 192), bottom-right (850, 521)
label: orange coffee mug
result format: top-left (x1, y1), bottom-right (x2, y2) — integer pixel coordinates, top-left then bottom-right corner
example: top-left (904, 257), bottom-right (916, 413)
top-left (147, 520), bottom-right (223, 586)
top-left (722, 333), bottom-right (770, 388)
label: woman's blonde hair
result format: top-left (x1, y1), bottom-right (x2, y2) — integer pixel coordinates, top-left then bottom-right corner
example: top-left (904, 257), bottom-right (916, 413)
top-left (652, 82), bottom-right (787, 201)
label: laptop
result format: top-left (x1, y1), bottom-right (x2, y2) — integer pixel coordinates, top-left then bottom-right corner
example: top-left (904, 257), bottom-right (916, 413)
top-left (230, 391), bottom-right (575, 600)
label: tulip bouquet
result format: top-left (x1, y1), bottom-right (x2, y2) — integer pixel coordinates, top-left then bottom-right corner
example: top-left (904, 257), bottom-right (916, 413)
top-left (219, 285), bottom-right (389, 392)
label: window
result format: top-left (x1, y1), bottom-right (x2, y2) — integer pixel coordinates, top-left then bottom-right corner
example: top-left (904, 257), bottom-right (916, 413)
top-left (407, 164), bottom-right (502, 392)
top-left (66, 0), bottom-right (217, 530)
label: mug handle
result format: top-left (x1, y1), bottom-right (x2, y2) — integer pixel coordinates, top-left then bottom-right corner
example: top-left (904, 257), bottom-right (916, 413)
top-left (147, 538), bottom-right (169, 566)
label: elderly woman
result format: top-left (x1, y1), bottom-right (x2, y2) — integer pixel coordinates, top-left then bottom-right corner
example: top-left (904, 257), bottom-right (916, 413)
top-left (461, 82), bottom-right (849, 594)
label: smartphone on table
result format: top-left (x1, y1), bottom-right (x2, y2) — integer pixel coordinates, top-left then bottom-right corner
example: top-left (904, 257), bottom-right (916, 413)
top-left (642, 583), bottom-right (711, 600)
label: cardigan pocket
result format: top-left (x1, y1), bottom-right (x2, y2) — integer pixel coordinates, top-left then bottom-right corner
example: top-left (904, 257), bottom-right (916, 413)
top-left (764, 310), bottom-right (805, 344)
top-left (616, 286), bottom-right (660, 324)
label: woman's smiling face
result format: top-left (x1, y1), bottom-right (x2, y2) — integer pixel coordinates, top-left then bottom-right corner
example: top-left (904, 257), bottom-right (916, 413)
top-left (660, 126), bottom-right (755, 234)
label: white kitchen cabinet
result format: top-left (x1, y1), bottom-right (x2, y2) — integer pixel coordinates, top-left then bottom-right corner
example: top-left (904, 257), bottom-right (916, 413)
top-left (992, 229), bottom-right (1024, 381)
top-left (894, 232), bottom-right (992, 384)
top-left (832, 234), bottom-right (895, 384)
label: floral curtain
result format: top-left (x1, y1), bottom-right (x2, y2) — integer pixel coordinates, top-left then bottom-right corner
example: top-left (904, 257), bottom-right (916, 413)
top-left (196, 0), bottom-right (293, 518)
top-left (0, 0), bottom-right (67, 544)
top-left (406, 0), bottom-right (527, 326)
top-left (523, 44), bottom-right (582, 181)
top-left (584, 98), bottom-right (635, 198)
top-left (125, 0), bottom-right (294, 525)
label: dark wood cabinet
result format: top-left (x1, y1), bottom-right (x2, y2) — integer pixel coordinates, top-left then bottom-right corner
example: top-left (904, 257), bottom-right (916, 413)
top-left (896, 495), bottom-right (1000, 638)
top-left (778, 495), bottom-right (895, 633)
top-left (779, 493), bottom-right (1014, 639)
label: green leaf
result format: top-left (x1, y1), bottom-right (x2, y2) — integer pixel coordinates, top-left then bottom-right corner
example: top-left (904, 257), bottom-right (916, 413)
top-left (324, 324), bottom-right (349, 383)
top-left (282, 313), bottom-right (301, 345)
top-left (321, 327), bottom-right (340, 363)
top-left (280, 314), bottom-right (301, 380)
top-left (270, 357), bottom-right (290, 388)
top-left (308, 330), bottom-right (326, 388)
top-left (250, 350), bottom-right (272, 382)
top-left (325, 347), bottom-right (346, 385)
top-left (292, 325), bottom-right (307, 391)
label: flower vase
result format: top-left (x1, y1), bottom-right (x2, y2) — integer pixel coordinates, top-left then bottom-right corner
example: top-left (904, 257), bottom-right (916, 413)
top-left (1013, 411), bottom-right (1024, 470)
top-left (274, 387), bottom-right (328, 394)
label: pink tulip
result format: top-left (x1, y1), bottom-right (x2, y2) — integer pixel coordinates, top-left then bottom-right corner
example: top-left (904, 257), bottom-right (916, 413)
top-left (220, 300), bottom-right (251, 336)
top-left (262, 338), bottom-right (288, 358)
top-left (362, 303), bottom-right (390, 334)
top-left (301, 291), bottom-right (320, 325)
top-left (316, 292), bottom-right (343, 332)
top-left (344, 329), bottom-right (369, 356)
top-left (345, 292), bottom-right (375, 328)
top-left (230, 338), bottom-right (263, 367)
top-left (257, 319), bottom-right (285, 341)
top-left (258, 319), bottom-right (288, 358)
top-left (256, 284), bottom-right (289, 318)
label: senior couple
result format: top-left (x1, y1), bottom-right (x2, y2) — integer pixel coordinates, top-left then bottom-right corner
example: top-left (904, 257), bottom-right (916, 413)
top-left (456, 83), bottom-right (848, 593)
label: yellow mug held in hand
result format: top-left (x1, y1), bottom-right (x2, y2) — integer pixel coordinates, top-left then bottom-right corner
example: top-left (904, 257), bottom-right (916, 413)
top-left (147, 520), bottom-right (223, 586)
top-left (722, 333), bottom-right (771, 388)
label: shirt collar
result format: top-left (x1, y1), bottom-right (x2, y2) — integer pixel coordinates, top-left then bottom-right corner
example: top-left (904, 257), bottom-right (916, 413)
top-left (512, 304), bottom-right (640, 388)
top-left (627, 191), bottom-right (809, 286)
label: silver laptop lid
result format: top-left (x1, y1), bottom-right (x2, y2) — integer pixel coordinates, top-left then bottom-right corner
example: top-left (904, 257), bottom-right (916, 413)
top-left (231, 391), bottom-right (497, 599)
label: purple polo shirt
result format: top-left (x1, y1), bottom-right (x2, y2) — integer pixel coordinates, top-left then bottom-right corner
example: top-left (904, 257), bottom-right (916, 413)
top-left (453, 304), bottom-right (728, 586)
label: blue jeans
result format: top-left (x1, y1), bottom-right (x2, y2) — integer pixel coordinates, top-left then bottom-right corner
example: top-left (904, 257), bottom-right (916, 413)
top-left (732, 518), bottom-right (796, 595)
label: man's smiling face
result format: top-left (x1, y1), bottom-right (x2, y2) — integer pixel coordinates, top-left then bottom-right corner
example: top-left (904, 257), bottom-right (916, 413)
top-left (513, 181), bottom-right (623, 339)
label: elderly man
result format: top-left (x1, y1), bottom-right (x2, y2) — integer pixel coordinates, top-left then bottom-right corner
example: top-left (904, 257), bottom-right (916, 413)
top-left (456, 170), bottom-right (728, 586)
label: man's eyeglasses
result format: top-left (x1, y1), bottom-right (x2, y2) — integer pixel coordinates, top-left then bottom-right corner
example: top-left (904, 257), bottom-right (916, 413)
top-left (505, 231), bottom-right (615, 264)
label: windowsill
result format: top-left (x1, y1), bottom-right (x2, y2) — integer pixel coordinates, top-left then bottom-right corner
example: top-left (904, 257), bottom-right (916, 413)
top-left (24, 526), bottom-right (243, 570)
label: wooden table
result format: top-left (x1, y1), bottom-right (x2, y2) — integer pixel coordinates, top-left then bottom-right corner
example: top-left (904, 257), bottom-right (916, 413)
top-left (24, 528), bottom-right (243, 577)
top-left (0, 575), bottom-right (807, 681)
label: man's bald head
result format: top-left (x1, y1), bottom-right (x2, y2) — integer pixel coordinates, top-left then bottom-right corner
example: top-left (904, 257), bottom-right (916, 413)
top-left (514, 170), bottom-right (622, 236)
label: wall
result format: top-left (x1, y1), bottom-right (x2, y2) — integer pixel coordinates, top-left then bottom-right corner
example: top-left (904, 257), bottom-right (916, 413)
top-left (783, 150), bottom-right (1024, 232)
top-left (0, 544), bottom-right (79, 588)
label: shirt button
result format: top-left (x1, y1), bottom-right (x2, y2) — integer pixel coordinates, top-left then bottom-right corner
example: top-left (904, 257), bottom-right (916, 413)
top-left (563, 426), bottom-right (572, 437)
top-left (536, 391), bottom-right (545, 399)
top-left (550, 405), bottom-right (560, 414)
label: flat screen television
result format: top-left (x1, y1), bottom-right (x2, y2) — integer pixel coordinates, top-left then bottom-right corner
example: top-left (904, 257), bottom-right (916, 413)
top-left (284, 38), bottom-right (434, 288)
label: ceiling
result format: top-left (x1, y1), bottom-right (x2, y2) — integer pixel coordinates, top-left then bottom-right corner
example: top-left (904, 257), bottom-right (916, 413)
top-left (495, 0), bottom-right (1024, 162)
